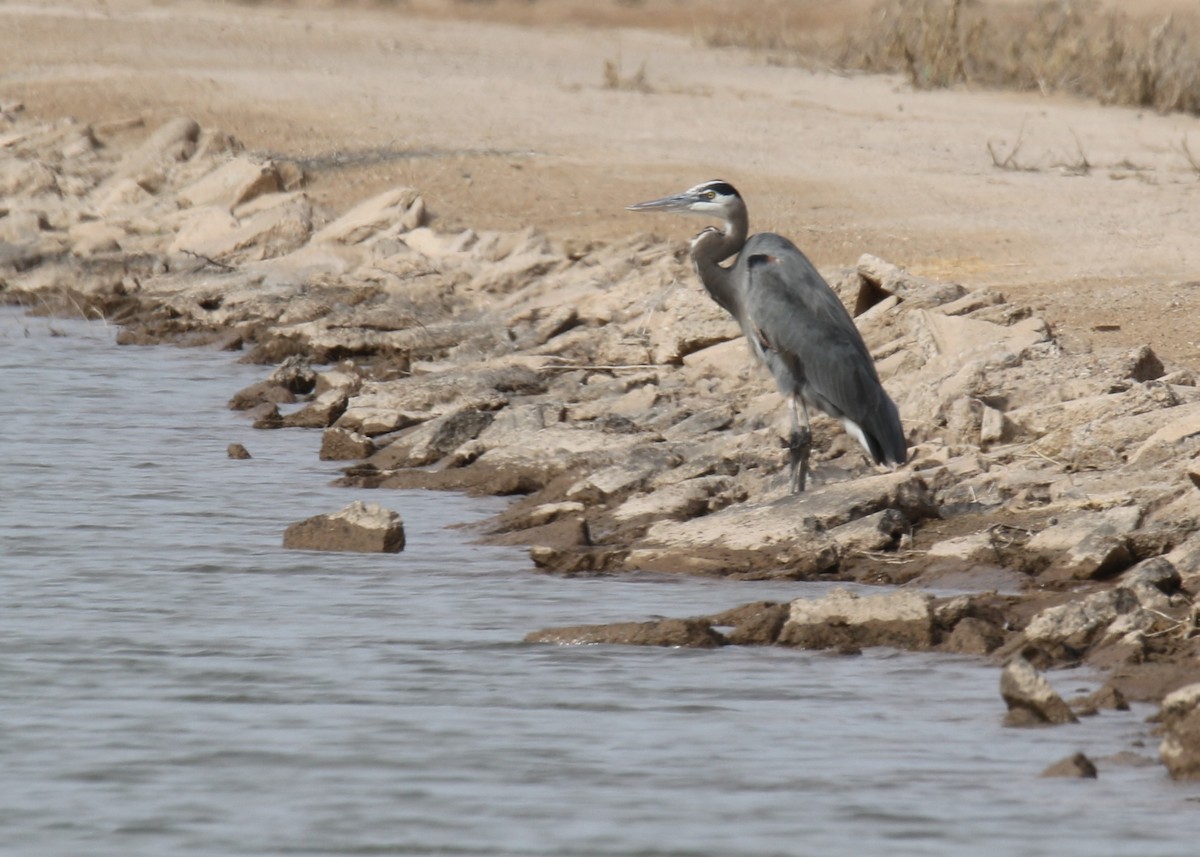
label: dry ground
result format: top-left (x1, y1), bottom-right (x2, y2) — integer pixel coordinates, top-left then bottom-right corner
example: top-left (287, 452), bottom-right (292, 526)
top-left (3, 0), bottom-right (1199, 363)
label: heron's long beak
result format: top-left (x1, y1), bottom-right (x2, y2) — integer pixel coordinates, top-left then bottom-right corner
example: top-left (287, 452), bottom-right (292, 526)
top-left (626, 191), bottom-right (696, 213)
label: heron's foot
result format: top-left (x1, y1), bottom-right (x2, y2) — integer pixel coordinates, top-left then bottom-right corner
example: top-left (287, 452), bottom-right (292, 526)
top-left (788, 426), bottom-right (812, 494)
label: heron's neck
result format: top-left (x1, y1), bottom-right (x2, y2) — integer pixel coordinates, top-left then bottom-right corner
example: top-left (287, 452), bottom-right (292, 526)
top-left (691, 210), bottom-right (748, 316)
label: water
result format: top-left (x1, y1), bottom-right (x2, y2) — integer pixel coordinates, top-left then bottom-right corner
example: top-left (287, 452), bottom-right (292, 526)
top-left (1, 306), bottom-right (1196, 857)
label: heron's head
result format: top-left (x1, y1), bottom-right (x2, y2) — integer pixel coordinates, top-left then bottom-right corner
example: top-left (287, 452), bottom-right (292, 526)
top-left (626, 180), bottom-right (743, 221)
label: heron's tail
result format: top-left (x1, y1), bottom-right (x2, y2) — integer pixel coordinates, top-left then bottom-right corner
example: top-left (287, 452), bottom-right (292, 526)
top-left (844, 392), bottom-right (907, 467)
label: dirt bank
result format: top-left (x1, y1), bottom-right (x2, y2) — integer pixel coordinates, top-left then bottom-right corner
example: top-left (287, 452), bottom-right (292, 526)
top-left (3, 0), bottom-right (1200, 362)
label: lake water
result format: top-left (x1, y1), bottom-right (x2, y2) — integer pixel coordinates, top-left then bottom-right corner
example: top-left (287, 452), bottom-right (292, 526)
top-left (1, 305), bottom-right (1196, 857)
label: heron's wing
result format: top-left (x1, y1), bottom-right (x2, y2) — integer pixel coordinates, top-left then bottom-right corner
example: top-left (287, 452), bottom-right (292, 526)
top-left (741, 235), bottom-right (906, 463)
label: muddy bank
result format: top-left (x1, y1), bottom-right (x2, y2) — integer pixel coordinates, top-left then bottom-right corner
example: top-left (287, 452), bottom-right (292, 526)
top-left (4, 112), bottom-right (1200, 774)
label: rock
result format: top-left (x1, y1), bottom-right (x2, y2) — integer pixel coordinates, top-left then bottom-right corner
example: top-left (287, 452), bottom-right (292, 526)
top-left (826, 508), bottom-right (908, 555)
top-left (566, 461), bottom-right (659, 505)
top-left (681, 337), bottom-right (749, 382)
top-left (1166, 532), bottom-right (1200, 589)
top-left (170, 205), bottom-right (236, 251)
top-left (927, 531), bottom-right (999, 564)
top-left (401, 226), bottom-right (477, 259)
top-left (1159, 683), bottom-right (1200, 780)
top-left (509, 304), bottom-right (578, 347)
top-left (313, 365), bottom-right (363, 396)
top-left (523, 618), bottom-right (725, 648)
top-left (608, 382), bottom-right (659, 418)
top-left (934, 288), bottom-right (1006, 317)
top-left (108, 117), bottom-right (200, 190)
top-left (1121, 345), bottom-right (1165, 382)
top-left (0, 208), bottom-right (48, 245)
top-left (1121, 556), bottom-right (1182, 607)
top-left (1023, 587), bottom-right (1156, 659)
top-left (646, 285), bottom-right (740, 364)
top-left (178, 157), bottom-right (281, 210)
top-left (92, 176), bottom-right (154, 216)
top-left (335, 367), bottom-right (515, 436)
top-left (628, 524), bottom-right (839, 578)
top-left (69, 221), bottom-right (124, 256)
top-left (1000, 653), bottom-right (1079, 726)
top-left (248, 402), bottom-right (283, 429)
top-left (1040, 752), bottom-right (1098, 778)
top-left (320, 427), bottom-right (376, 461)
top-left (710, 602), bottom-right (790, 645)
top-left (0, 157), bottom-right (60, 196)
top-left (979, 404), bottom-right (1017, 447)
top-left (268, 355), bottom-right (317, 394)
top-left (1070, 685), bottom-right (1129, 716)
top-left (282, 388), bottom-right (349, 429)
top-left (1127, 404), bottom-right (1200, 467)
top-left (60, 125), bottom-right (99, 159)
top-left (942, 617), bottom-right (1006, 655)
top-left (460, 426), bottom-right (648, 494)
top-left (226, 443), bottom-right (252, 460)
top-left (856, 254), bottom-right (969, 310)
top-left (641, 472), bottom-right (935, 564)
top-left (527, 544), bottom-right (620, 574)
top-left (282, 500), bottom-right (405, 553)
top-left (228, 379), bottom-right (295, 410)
top-left (778, 588), bottom-right (935, 651)
top-left (373, 408), bottom-right (496, 468)
top-left (1026, 507), bottom-right (1141, 580)
top-left (491, 513), bottom-right (591, 552)
top-left (915, 309), bottom-right (1049, 365)
top-left (311, 186), bottom-right (422, 244)
top-left (523, 501), bottom-right (587, 527)
top-left (662, 404), bottom-right (736, 439)
top-left (1023, 385), bottom-right (1185, 471)
top-left (467, 244), bottom-right (559, 293)
top-left (170, 193), bottom-right (313, 262)
top-left (612, 476), bottom-right (741, 523)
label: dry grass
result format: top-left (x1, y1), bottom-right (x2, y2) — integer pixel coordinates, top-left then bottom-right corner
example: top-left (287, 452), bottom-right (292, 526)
top-left (704, 0), bottom-right (1200, 117)
top-left (603, 57), bottom-right (653, 93)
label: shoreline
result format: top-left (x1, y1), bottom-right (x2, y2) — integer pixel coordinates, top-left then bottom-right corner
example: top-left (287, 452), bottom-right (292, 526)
top-left (4, 108), bottom-right (1200, 776)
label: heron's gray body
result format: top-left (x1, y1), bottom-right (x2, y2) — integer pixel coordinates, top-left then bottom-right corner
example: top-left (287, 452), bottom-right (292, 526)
top-left (629, 180), bottom-right (906, 491)
top-left (737, 233), bottom-right (906, 466)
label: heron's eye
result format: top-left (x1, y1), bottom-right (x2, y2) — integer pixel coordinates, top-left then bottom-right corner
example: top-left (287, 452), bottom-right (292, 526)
top-left (703, 191), bottom-right (716, 200)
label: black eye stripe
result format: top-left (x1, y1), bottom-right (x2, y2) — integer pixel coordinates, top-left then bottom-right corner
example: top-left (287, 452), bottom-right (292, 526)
top-left (702, 181), bottom-right (739, 198)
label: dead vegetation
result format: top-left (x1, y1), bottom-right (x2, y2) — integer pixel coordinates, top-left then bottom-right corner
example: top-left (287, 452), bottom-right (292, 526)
top-left (602, 56), bottom-right (652, 93)
top-left (986, 121), bottom-right (1095, 175)
top-left (704, 0), bottom-right (1200, 117)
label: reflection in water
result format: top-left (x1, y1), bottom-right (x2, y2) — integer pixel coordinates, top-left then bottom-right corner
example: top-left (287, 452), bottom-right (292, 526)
top-left (0, 308), bottom-right (1193, 857)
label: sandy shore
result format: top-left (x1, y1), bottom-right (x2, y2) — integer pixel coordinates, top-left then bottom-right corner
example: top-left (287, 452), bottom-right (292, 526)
top-left (5, 0), bottom-right (1200, 358)
top-left (3, 0), bottom-right (1200, 777)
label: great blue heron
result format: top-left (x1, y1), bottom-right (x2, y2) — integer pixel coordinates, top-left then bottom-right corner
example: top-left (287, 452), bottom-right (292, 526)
top-left (628, 179), bottom-right (906, 492)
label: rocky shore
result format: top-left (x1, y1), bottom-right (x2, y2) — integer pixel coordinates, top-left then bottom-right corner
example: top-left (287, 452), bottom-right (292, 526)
top-left (4, 112), bottom-right (1199, 777)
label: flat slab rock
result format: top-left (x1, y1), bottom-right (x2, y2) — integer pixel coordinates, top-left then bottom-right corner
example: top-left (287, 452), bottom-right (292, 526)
top-left (283, 500), bottom-right (405, 553)
top-left (524, 618), bottom-right (725, 648)
top-left (779, 587), bottom-right (935, 651)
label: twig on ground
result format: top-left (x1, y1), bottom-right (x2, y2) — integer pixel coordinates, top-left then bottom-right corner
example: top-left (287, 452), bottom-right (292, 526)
top-left (853, 549), bottom-right (926, 564)
top-left (1053, 128), bottom-right (1092, 176)
top-left (541, 359), bottom-right (661, 372)
top-left (1015, 446), bottom-right (1071, 470)
top-left (181, 249), bottom-right (235, 271)
top-left (987, 118), bottom-right (1034, 172)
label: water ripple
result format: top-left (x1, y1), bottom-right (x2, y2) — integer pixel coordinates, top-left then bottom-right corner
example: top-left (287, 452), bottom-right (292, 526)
top-left (2, 308), bottom-right (1197, 857)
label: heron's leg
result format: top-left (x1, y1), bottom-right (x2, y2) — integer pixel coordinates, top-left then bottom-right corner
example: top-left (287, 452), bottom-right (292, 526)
top-left (788, 395), bottom-right (812, 494)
